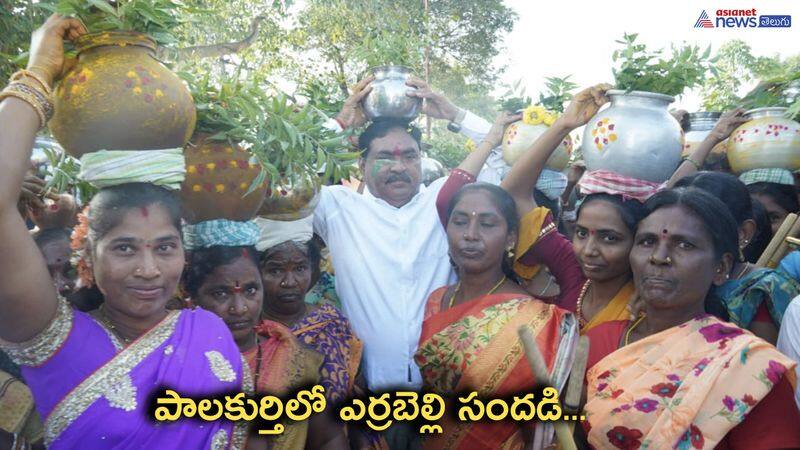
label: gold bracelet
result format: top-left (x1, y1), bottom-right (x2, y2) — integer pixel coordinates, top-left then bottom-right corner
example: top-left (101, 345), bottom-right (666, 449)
top-left (0, 89), bottom-right (47, 128)
top-left (684, 157), bottom-right (701, 170)
top-left (10, 69), bottom-right (53, 96)
top-left (9, 81), bottom-right (54, 120)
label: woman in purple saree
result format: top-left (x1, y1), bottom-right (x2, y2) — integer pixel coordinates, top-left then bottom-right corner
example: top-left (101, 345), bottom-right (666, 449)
top-left (0, 16), bottom-right (246, 449)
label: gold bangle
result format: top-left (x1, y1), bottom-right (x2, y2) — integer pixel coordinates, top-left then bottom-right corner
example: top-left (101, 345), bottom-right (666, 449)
top-left (9, 81), bottom-right (54, 120)
top-left (0, 89), bottom-right (47, 128)
top-left (11, 69), bottom-right (53, 96)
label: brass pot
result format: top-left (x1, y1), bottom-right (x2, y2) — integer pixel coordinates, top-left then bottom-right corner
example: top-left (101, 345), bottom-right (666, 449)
top-left (50, 32), bottom-right (196, 157)
top-left (180, 134), bottom-right (268, 224)
top-left (258, 173), bottom-right (321, 221)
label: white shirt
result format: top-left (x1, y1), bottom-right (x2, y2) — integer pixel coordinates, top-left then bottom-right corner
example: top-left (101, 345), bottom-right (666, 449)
top-left (777, 296), bottom-right (800, 408)
top-left (313, 111), bottom-right (490, 390)
top-left (314, 179), bottom-right (455, 390)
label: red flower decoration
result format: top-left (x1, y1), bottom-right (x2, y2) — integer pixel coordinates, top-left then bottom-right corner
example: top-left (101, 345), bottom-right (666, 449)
top-left (698, 323), bottom-right (743, 343)
top-left (606, 426), bottom-right (643, 450)
top-left (598, 370), bottom-right (612, 379)
top-left (765, 360), bottom-right (786, 385)
top-left (650, 382), bottom-right (678, 398)
top-left (742, 394), bottom-right (758, 407)
top-left (611, 389), bottom-right (624, 399)
top-left (689, 424), bottom-right (704, 449)
top-left (633, 398), bottom-right (658, 413)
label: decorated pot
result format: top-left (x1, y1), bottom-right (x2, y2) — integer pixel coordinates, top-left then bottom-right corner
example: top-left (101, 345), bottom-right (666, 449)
top-left (502, 121), bottom-right (572, 170)
top-left (582, 90), bottom-right (683, 183)
top-left (363, 66), bottom-right (421, 121)
top-left (258, 172), bottom-right (321, 221)
top-left (421, 156), bottom-right (446, 186)
top-left (50, 32), bottom-right (196, 158)
top-left (727, 107), bottom-right (800, 174)
top-left (180, 134), bottom-right (268, 224)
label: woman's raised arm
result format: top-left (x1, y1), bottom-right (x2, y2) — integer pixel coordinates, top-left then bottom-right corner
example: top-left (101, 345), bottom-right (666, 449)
top-left (0, 15), bottom-right (86, 342)
top-left (501, 84), bottom-right (612, 218)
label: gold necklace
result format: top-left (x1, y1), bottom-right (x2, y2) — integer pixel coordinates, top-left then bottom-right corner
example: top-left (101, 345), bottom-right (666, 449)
top-left (448, 276), bottom-right (507, 309)
top-left (623, 314), bottom-right (647, 346)
top-left (576, 280), bottom-right (591, 328)
top-left (98, 305), bottom-right (132, 344)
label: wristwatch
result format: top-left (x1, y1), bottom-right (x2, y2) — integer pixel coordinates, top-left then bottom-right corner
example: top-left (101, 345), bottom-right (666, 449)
top-left (447, 108), bottom-right (467, 133)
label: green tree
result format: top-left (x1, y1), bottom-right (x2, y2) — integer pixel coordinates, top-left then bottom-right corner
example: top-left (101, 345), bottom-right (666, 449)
top-left (702, 40), bottom-right (800, 111)
top-left (0, 0), bottom-right (49, 82)
top-left (291, 0), bottom-right (516, 116)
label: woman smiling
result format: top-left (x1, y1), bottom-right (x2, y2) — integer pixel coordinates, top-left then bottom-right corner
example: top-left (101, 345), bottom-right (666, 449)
top-left (0, 16), bottom-right (246, 449)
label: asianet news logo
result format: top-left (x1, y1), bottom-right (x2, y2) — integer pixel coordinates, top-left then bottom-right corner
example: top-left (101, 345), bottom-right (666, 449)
top-left (694, 9), bottom-right (791, 28)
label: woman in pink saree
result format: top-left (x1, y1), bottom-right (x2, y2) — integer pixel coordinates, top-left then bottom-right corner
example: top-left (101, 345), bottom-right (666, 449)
top-left (0, 16), bottom-right (246, 449)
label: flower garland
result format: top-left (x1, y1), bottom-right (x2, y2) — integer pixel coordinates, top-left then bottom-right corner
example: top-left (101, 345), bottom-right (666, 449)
top-left (70, 206), bottom-right (94, 288)
top-left (522, 104), bottom-right (558, 126)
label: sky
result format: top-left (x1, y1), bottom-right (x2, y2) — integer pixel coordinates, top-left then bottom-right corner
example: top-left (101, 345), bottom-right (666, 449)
top-left (494, 0), bottom-right (800, 110)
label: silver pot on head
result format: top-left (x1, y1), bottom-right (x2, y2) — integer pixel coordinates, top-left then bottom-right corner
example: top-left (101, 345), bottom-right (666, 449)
top-left (363, 66), bottom-right (421, 121)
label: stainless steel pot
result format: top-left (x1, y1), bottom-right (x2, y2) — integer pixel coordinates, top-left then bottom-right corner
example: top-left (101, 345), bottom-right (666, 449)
top-left (582, 90), bottom-right (683, 183)
top-left (421, 156), bottom-right (446, 186)
top-left (363, 66), bottom-right (421, 121)
top-left (682, 112), bottom-right (723, 157)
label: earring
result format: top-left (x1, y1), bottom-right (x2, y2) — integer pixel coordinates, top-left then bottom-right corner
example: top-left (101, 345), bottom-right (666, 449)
top-left (506, 247), bottom-right (515, 259)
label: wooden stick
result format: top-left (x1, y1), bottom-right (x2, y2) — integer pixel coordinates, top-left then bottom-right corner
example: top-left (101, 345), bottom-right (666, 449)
top-left (756, 213), bottom-right (798, 267)
top-left (767, 217), bottom-right (800, 269)
top-left (518, 326), bottom-right (578, 450)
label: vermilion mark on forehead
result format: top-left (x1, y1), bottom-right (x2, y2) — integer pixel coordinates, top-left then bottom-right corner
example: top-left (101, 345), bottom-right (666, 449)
top-left (392, 145), bottom-right (402, 157)
top-left (588, 229), bottom-right (596, 236)
top-left (233, 281), bottom-right (242, 293)
top-left (241, 248), bottom-right (249, 258)
top-left (140, 206), bottom-right (149, 218)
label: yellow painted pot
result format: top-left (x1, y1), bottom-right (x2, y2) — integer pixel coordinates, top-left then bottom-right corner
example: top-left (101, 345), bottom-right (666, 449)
top-left (501, 121), bottom-right (572, 171)
top-left (728, 107), bottom-right (800, 174)
top-left (50, 32), bottom-right (196, 157)
top-left (180, 134), bottom-right (268, 224)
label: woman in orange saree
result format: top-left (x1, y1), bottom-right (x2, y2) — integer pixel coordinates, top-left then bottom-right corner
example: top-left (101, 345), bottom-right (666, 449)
top-left (415, 180), bottom-right (578, 450)
top-left (582, 188), bottom-right (800, 449)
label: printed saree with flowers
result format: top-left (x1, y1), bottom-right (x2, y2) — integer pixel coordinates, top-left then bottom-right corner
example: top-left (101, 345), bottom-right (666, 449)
top-left (584, 315), bottom-right (797, 450)
top-left (415, 290), bottom-right (577, 450)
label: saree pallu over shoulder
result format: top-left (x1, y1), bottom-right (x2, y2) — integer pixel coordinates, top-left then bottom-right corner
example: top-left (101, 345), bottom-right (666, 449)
top-left (584, 316), bottom-right (797, 450)
top-left (582, 281), bottom-right (635, 334)
top-left (250, 320), bottom-right (323, 450)
top-left (415, 293), bottom-right (578, 450)
top-left (4, 303), bottom-right (246, 449)
top-left (714, 267), bottom-right (800, 327)
top-left (292, 303), bottom-right (362, 404)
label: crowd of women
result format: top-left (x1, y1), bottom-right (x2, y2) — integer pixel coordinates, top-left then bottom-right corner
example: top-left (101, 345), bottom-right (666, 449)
top-left (1, 14), bottom-right (800, 450)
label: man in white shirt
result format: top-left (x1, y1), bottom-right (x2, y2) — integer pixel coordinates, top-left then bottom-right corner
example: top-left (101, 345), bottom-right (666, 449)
top-left (314, 76), bottom-right (492, 394)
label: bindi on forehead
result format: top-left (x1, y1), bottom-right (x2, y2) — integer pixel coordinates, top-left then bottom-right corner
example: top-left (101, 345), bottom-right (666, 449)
top-left (392, 145), bottom-right (403, 157)
top-left (232, 281), bottom-right (242, 293)
top-left (140, 206), bottom-right (149, 218)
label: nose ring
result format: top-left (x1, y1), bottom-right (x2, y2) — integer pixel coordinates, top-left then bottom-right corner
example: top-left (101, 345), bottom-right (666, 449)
top-left (649, 255), bottom-right (672, 264)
